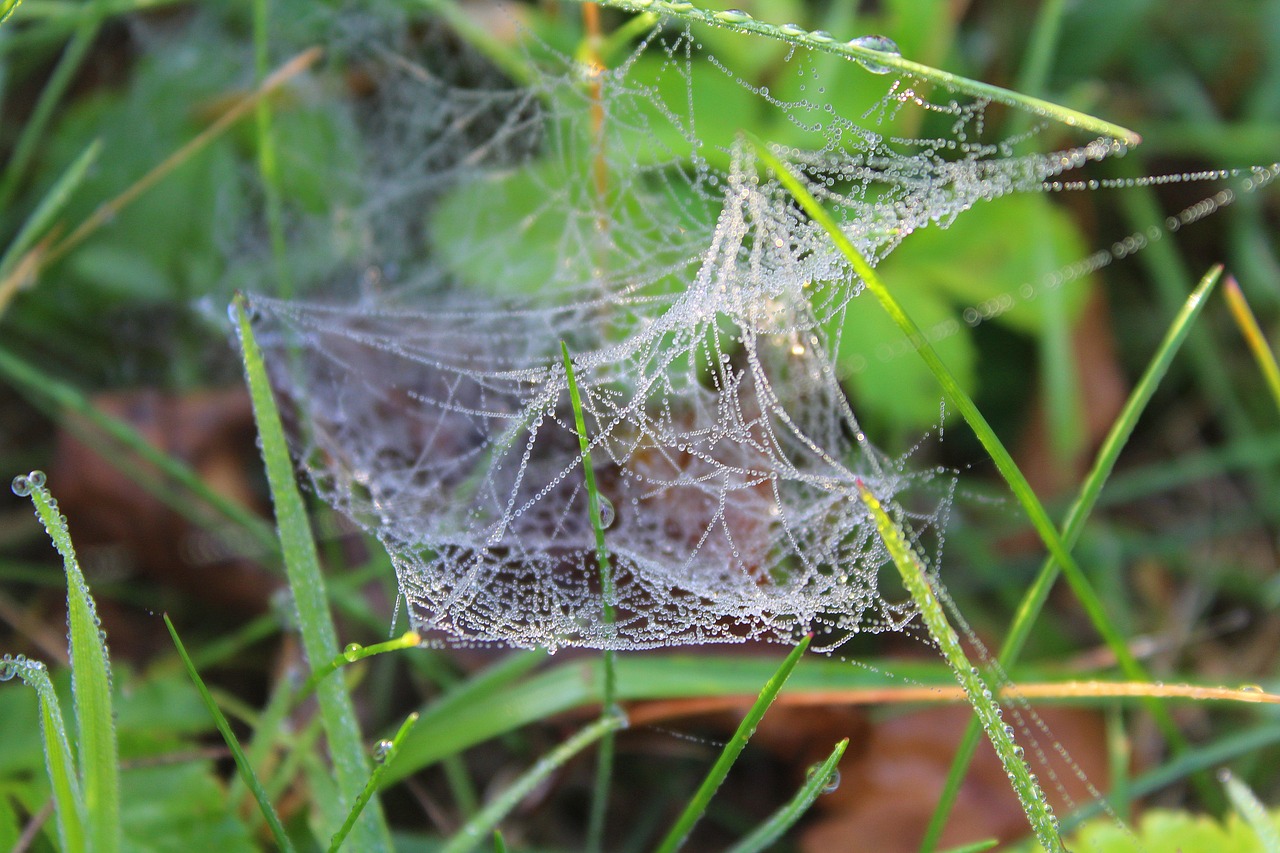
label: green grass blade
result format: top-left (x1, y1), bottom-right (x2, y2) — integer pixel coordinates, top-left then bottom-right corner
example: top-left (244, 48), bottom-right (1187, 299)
top-left (233, 294), bottom-right (393, 852)
top-left (251, 0), bottom-right (292, 298)
top-left (755, 138), bottom-right (1184, 751)
top-left (562, 341), bottom-right (619, 852)
top-left (1223, 275), bottom-right (1280, 417)
top-left (1, 654), bottom-right (85, 853)
top-left (0, 0), bottom-right (23, 25)
top-left (0, 138), bottom-right (100, 286)
top-left (14, 473), bottom-right (120, 852)
top-left (1221, 769), bottom-right (1280, 853)
top-left (921, 263), bottom-right (1223, 851)
top-left (441, 713), bottom-right (627, 853)
top-left (0, 344), bottom-right (280, 554)
top-left (163, 614), bottom-right (295, 852)
top-left (654, 634), bottom-right (813, 853)
top-left (295, 630), bottom-right (422, 704)
top-left (575, 0), bottom-right (1139, 144)
top-left (0, 0), bottom-right (100, 213)
top-left (725, 738), bottom-right (848, 853)
top-left (855, 480), bottom-right (1062, 852)
top-left (328, 712), bottom-right (419, 853)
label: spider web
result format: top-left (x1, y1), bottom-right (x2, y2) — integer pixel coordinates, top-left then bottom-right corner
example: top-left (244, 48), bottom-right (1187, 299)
top-left (244, 6), bottom-right (1123, 651)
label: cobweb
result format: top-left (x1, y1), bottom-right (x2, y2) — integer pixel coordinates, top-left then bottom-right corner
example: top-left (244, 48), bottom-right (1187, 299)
top-left (244, 5), bottom-right (1124, 651)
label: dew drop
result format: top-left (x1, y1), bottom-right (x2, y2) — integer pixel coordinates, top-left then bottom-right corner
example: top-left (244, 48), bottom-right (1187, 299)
top-left (779, 23), bottom-right (806, 37)
top-left (806, 763), bottom-right (841, 794)
top-left (28, 470), bottom-right (46, 489)
top-left (373, 739), bottom-right (395, 762)
top-left (847, 35), bottom-right (900, 74)
top-left (809, 30), bottom-right (835, 43)
top-left (1240, 683), bottom-right (1265, 694)
top-left (597, 495), bottom-right (616, 529)
top-left (10, 475), bottom-right (30, 497)
top-left (0, 655), bottom-right (16, 681)
top-left (343, 642), bottom-right (363, 662)
top-left (715, 8), bottom-right (752, 23)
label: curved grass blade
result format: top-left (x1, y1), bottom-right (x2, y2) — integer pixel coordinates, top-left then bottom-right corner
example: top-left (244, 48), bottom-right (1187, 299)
top-left (17, 474), bottom-right (120, 853)
top-left (577, 0), bottom-right (1139, 144)
top-left (441, 713), bottom-right (627, 853)
top-left (654, 633), bottom-right (812, 853)
top-left (163, 614), bottom-right (295, 852)
top-left (1223, 275), bottom-right (1280, 418)
top-left (1, 655), bottom-right (85, 853)
top-left (234, 294), bottom-right (392, 852)
top-left (0, 0), bottom-right (22, 25)
top-left (328, 713), bottom-right (420, 853)
top-left (562, 340), bottom-right (619, 852)
top-left (855, 480), bottom-right (1062, 852)
top-left (726, 737), bottom-right (848, 853)
top-left (296, 630), bottom-right (422, 704)
top-left (921, 263), bottom-right (1223, 851)
top-left (755, 137), bottom-right (1188, 770)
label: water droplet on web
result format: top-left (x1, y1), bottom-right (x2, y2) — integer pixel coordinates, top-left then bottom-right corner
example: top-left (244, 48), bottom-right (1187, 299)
top-left (847, 35), bottom-right (900, 74)
top-left (343, 642), bottom-right (363, 662)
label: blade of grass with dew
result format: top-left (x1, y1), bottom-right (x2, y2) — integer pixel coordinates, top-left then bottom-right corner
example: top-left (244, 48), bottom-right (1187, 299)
top-left (0, 0), bottom-right (100, 213)
top-left (921, 263), bottom-right (1224, 851)
top-left (163, 614), bottom-right (295, 852)
top-left (756, 139), bottom-right (1184, 745)
top-left (0, 138), bottom-right (100, 297)
top-left (855, 479), bottom-right (1062, 852)
top-left (16, 473), bottom-right (120, 852)
top-left (562, 340), bottom-right (620, 852)
top-left (725, 738), bottom-right (848, 853)
top-left (654, 634), bottom-right (813, 853)
top-left (1, 656), bottom-right (85, 853)
top-left (1223, 275), bottom-right (1280, 417)
top-left (574, 0), bottom-right (1140, 144)
top-left (233, 294), bottom-right (393, 852)
top-left (0, 344), bottom-right (279, 554)
top-left (295, 630), bottom-right (422, 704)
top-left (441, 713), bottom-right (627, 853)
top-left (1221, 769), bottom-right (1280, 852)
top-left (329, 713), bottom-right (419, 853)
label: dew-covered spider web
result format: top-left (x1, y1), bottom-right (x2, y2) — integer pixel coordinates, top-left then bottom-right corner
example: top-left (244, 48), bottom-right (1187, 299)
top-left (243, 3), bottom-right (1198, 654)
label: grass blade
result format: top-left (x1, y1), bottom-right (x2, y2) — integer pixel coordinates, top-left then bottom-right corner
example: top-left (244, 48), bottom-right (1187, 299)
top-left (1220, 769), bottom-right (1280, 853)
top-left (164, 614), bottom-right (295, 852)
top-left (233, 294), bottom-right (393, 852)
top-left (0, 0), bottom-right (22, 25)
top-left (441, 713), bottom-right (627, 853)
top-left (0, 138), bottom-right (100, 301)
top-left (0, 655), bottom-right (85, 853)
top-left (296, 630), bottom-right (422, 704)
top-left (328, 712), bottom-right (420, 853)
top-left (0, 344), bottom-right (280, 554)
top-left (654, 633), bottom-right (813, 853)
top-left (14, 472), bottom-right (120, 852)
top-left (576, 0), bottom-right (1139, 144)
top-left (562, 340), bottom-right (620, 852)
top-left (855, 479), bottom-right (1062, 852)
top-left (921, 263), bottom-right (1223, 850)
top-left (0, 0), bottom-right (100, 214)
top-left (755, 138), bottom-right (1188, 773)
top-left (725, 738), bottom-right (848, 853)
top-left (1223, 274), bottom-right (1280, 417)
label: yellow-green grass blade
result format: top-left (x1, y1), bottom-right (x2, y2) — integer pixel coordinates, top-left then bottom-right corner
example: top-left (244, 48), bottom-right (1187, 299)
top-left (856, 480), bottom-right (1061, 852)
top-left (922, 264), bottom-right (1223, 850)
top-left (726, 738), bottom-right (848, 853)
top-left (654, 634), bottom-right (813, 853)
